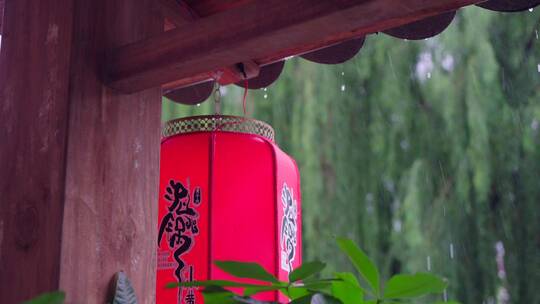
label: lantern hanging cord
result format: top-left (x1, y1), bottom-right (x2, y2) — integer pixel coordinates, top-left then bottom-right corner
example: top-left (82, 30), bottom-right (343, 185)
top-left (215, 76), bottom-right (250, 131)
top-left (242, 78), bottom-right (248, 117)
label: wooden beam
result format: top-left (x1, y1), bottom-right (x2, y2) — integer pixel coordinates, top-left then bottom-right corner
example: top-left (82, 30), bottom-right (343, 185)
top-left (157, 0), bottom-right (260, 91)
top-left (158, 0), bottom-right (197, 27)
top-left (107, 0), bottom-right (483, 93)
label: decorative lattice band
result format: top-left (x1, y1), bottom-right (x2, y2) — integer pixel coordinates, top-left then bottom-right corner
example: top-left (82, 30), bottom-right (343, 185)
top-left (162, 115), bottom-right (275, 142)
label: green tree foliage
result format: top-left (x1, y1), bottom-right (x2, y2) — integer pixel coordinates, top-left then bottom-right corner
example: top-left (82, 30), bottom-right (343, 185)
top-left (163, 7), bottom-right (540, 304)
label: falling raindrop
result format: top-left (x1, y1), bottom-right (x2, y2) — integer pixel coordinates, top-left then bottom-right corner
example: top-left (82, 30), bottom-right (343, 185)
top-left (529, 8), bottom-right (534, 12)
top-left (537, 64), bottom-right (540, 73)
top-left (536, 30), bottom-right (539, 39)
top-left (392, 219), bottom-right (402, 232)
top-left (400, 139), bottom-right (410, 151)
top-left (264, 94), bottom-right (268, 99)
top-left (427, 72), bottom-right (432, 79)
top-left (341, 84), bottom-right (346, 92)
top-left (450, 243), bottom-right (455, 259)
top-left (341, 71), bottom-right (345, 76)
top-left (196, 103), bottom-right (201, 107)
top-left (426, 256), bottom-right (432, 271)
top-left (531, 119), bottom-right (539, 131)
top-left (443, 289), bottom-right (448, 302)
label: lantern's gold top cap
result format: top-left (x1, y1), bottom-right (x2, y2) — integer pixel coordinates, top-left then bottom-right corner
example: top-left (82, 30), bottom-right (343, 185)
top-left (162, 115), bottom-right (275, 142)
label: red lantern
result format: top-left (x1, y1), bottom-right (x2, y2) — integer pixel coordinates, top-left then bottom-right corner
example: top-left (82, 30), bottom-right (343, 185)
top-left (156, 115), bottom-right (302, 303)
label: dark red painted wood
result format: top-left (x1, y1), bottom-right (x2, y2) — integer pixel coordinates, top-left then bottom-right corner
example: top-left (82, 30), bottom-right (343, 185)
top-left (477, 0), bottom-right (540, 12)
top-left (158, 0), bottom-right (260, 94)
top-left (0, 0), bottom-right (4, 33)
top-left (57, 0), bottom-right (162, 302)
top-left (301, 38), bottom-right (365, 64)
top-left (0, 0), bottom-right (162, 303)
top-left (106, 0), bottom-right (484, 93)
top-left (235, 61), bottom-right (285, 90)
top-left (383, 11), bottom-right (456, 40)
top-left (0, 0), bottom-right (74, 302)
top-left (165, 80), bottom-right (215, 105)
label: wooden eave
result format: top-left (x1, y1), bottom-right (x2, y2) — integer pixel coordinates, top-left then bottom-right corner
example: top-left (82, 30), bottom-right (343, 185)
top-left (106, 0), bottom-right (486, 94)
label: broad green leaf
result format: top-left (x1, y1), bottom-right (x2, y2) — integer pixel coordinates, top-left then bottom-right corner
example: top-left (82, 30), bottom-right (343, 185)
top-left (243, 285), bottom-right (285, 297)
top-left (290, 293), bottom-right (341, 304)
top-left (334, 272), bottom-right (361, 287)
top-left (202, 286), bottom-right (238, 304)
top-left (433, 301), bottom-right (461, 304)
top-left (289, 261), bottom-right (326, 282)
top-left (336, 238), bottom-right (380, 296)
top-left (383, 273), bottom-right (448, 299)
top-left (331, 279), bottom-right (364, 304)
top-left (215, 261), bottom-right (279, 283)
top-left (23, 292), bottom-right (65, 304)
top-left (287, 287), bottom-right (311, 300)
top-left (289, 294), bottom-right (314, 304)
top-left (167, 279), bottom-right (267, 288)
top-left (301, 280), bottom-right (333, 293)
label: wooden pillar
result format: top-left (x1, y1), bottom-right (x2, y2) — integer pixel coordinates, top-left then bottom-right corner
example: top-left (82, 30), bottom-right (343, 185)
top-left (0, 0), bottom-right (162, 302)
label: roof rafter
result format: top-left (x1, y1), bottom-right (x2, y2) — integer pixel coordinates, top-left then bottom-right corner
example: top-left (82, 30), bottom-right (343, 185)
top-left (107, 0), bottom-right (484, 93)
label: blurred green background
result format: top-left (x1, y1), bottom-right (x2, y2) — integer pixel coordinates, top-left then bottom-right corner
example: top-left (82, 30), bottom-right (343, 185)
top-left (163, 6), bottom-right (540, 304)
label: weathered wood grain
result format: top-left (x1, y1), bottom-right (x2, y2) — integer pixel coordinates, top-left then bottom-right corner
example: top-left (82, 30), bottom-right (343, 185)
top-left (0, 0), bottom-right (74, 302)
top-left (0, 0), bottom-right (162, 303)
top-left (58, 0), bottom-right (162, 303)
top-left (107, 0), bottom-right (484, 93)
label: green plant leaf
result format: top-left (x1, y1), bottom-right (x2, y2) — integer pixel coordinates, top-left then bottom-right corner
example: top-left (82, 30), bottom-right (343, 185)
top-left (301, 280), bottom-right (333, 293)
top-left (167, 279), bottom-right (267, 289)
top-left (290, 293), bottom-right (341, 304)
top-left (331, 280), bottom-right (364, 304)
top-left (243, 285), bottom-right (285, 297)
top-left (336, 237), bottom-right (380, 296)
top-left (334, 272), bottom-right (361, 287)
top-left (23, 292), bottom-right (65, 304)
top-left (201, 286), bottom-right (238, 304)
top-left (383, 273), bottom-right (448, 299)
top-left (433, 301), bottom-right (461, 304)
top-left (287, 287), bottom-right (311, 300)
top-left (215, 261), bottom-right (279, 283)
top-left (289, 261), bottom-right (326, 282)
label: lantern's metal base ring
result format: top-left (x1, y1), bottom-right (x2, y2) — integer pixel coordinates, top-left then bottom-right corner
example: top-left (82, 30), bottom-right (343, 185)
top-left (162, 115), bottom-right (275, 142)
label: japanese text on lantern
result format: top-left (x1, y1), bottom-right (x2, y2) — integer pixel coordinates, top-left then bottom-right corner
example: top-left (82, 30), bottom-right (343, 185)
top-left (158, 179), bottom-right (201, 303)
